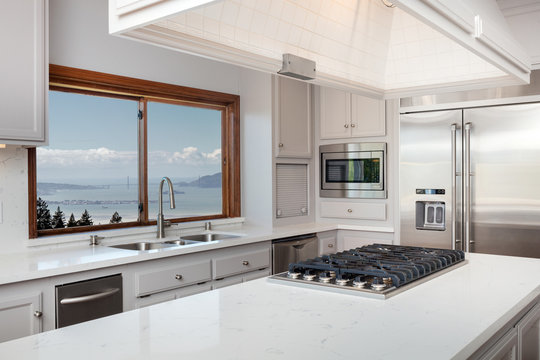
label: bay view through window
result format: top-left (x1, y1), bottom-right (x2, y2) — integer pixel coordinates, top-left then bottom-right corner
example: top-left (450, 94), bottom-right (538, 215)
top-left (28, 65), bottom-right (240, 238)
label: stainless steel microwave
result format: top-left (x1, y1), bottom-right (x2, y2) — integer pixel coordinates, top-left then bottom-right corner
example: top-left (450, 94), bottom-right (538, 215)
top-left (320, 142), bottom-right (386, 198)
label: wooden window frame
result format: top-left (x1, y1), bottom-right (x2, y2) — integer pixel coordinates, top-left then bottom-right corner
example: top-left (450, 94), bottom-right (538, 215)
top-left (28, 64), bottom-right (240, 238)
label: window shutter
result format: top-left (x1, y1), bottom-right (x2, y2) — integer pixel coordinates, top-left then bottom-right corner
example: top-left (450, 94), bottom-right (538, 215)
top-left (276, 164), bottom-right (308, 218)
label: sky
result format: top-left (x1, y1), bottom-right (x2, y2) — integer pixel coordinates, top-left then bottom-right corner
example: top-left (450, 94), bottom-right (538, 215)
top-left (38, 91), bottom-right (222, 184)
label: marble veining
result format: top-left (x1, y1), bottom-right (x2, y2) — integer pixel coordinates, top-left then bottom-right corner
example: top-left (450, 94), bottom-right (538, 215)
top-left (0, 253), bottom-right (539, 359)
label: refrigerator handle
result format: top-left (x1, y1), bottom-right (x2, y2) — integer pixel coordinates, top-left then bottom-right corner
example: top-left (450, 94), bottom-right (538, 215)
top-left (464, 122), bottom-right (472, 252)
top-left (451, 124), bottom-right (460, 250)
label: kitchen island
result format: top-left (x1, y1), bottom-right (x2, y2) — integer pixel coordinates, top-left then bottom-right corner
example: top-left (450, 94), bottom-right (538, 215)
top-left (0, 252), bottom-right (539, 359)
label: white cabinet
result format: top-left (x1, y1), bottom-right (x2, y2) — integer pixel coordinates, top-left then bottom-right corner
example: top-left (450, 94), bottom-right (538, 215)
top-left (0, 0), bottom-right (48, 145)
top-left (320, 201), bottom-right (386, 221)
top-left (135, 259), bottom-right (211, 297)
top-left (478, 327), bottom-right (518, 360)
top-left (0, 293), bottom-right (42, 343)
top-left (213, 246), bottom-right (270, 279)
top-left (274, 76), bottom-right (311, 158)
top-left (518, 303), bottom-right (540, 359)
top-left (474, 301), bottom-right (540, 360)
top-left (319, 87), bottom-right (385, 139)
top-left (318, 230), bottom-right (337, 256)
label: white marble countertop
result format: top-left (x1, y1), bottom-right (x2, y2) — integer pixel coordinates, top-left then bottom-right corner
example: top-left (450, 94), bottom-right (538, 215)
top-left (0, 252), bottom-right (539, 359)
top-left (0, 222), bottom-right (393, 286)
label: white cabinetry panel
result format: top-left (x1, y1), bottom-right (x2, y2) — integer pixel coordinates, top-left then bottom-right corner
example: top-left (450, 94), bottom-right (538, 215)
top-left (319, 87), bottom-right (350, 139)
top-left (351, 94), bottom-right (385, 137)
top-left (275, 76), bottom-right (311, 158)
top-left (320, 202), bottom-right (386, 220)
top-left (0, 293), bottom-right (42, 343)
top-left (0, 0), bottom-right (47, 144)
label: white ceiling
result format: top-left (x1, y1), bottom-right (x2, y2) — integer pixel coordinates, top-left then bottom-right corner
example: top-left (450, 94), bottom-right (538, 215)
top-left (152, 0), bottom-right (505, 94)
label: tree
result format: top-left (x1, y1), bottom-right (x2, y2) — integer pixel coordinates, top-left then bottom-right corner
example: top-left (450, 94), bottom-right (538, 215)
top-left (36, 197), bottom-right (52, 230)
top-left (109, 211), bottom-right (122, 224)
top-left (78, 209), bottom-right (93, 226)
top-left (51, 206), bottom-right (65, 229)
top-left (67, 213), bottom-right (78, 227)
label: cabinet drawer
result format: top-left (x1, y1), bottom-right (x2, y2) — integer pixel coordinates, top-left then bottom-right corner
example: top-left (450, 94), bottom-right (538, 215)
top-left (213, 248), bottom-right (270, 279)
top-left (320, 202), bottom-right (386, 220)
top-left (136, 260), bottom-right (211, 296)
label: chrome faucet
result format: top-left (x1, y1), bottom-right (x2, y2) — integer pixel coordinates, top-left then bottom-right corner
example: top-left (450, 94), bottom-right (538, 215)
top-left (157, 177), bottom-right (176, 238)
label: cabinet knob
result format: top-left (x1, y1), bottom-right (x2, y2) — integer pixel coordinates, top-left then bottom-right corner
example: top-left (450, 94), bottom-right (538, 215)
top-left (328, 244), bottom-right (334, 248)
top-left (278, 143), bottom-right (284, 147)
top-left (344, 124), bottom-right (349, 128)
top-left (347, 208), bottom-right (353, 213)
top-left (175, 274), bottom-right (183, 280)
top-left (34, 311), bottom-right (43, 318)
top-left (242, 260), bottom-right (249, 266)
top-left (351, 123), bottom-right (356, 128)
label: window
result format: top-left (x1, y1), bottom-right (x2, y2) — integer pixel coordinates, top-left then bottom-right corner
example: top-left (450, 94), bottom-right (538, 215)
top-left (28, 65), bottom-right (240, 238)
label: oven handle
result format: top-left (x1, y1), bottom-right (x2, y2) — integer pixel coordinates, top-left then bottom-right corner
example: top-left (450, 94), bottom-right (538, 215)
top-left (464, 122), bottom-right (472, 252)
top-left (60, 288), bottom-right (120, 305)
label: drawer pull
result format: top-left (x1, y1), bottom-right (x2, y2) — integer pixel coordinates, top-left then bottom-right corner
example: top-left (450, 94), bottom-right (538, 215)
top-left (34, 311), bottom-right (43, 318)
top-left (278, 143), bottom-right (284, 148)
top-left (347, 208), bottom-right (353, 213)
top-left (175, 274), bottom-right (183, 280)
top-left (242, 260), bottom-right (249, 266)
top-left (328, 244), bottom-right (334, 248)
top-left (351, 123), bottom-right (356, 128)
top-left (344, 124), bottom-right (349, 128)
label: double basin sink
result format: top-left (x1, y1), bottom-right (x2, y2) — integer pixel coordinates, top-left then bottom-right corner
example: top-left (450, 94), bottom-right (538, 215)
top-left (110, 233), bottom-right (240, 251)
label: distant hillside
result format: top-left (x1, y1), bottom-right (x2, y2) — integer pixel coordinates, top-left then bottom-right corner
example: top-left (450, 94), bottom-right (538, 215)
top-left (37, 182), bottom-right (106, 196)
top-left (177, 172), bottom-right (221, 188)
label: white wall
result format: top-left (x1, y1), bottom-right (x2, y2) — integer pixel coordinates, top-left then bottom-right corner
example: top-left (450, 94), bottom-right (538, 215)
top-left (0, 0), bottom-right (273, 253)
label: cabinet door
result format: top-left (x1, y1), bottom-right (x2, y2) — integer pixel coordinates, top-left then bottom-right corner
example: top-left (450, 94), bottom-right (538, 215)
top-left (0, 293), bottom-right (42, 343)
top-left (0, 0), bottom-right (47, 144)
top-left (351, 94), bottom-right (386, 137)
top-left (275, 76), bottom-right (311, 158)
top-left (319, 87), bottom-right (351, 139)
top-left (478, 327), bottom-right (518, 360)
top-left (518, 303), bottom-right (540, 360)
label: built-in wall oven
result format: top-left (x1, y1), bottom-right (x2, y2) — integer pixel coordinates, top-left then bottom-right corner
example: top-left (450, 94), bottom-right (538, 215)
top-left (320, 142), bottom-right (386, 198)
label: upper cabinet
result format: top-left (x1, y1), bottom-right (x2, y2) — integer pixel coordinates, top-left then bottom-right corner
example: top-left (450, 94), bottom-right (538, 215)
top-left (274, 76), bottom-right (311, 158)
top-left (0, 0), bottom-right (48, 145)
top-left (319, 87), bottom-right (385, 140)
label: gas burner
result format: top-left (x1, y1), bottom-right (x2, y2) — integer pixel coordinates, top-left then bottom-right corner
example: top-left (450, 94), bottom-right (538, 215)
top-left (271, 244), bottom-right (466, 299)
top-left (287, 271), bottom-right (300, 279)
top-left (335, 275), bottom-right (349, 286)
top-left (303, 270), bottom-right (316, 281)
top-left (318, 272), bottom-right (332, 283)
top-left (352, 276), bottom-right (366, 288)
top-left (370, 278), bottom-right (387, 291)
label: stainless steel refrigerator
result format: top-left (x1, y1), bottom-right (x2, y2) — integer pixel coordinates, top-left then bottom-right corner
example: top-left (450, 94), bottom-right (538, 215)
top-left (400, 102), bottom-right (540, 258)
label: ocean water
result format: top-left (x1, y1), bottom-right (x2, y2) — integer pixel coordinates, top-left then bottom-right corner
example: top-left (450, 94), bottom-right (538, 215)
top-left (40, 184), bottom-right (222, 225)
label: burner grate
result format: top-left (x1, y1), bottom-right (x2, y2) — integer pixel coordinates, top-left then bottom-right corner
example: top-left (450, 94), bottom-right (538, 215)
top-left (287, 244), bottom-right (465, 288)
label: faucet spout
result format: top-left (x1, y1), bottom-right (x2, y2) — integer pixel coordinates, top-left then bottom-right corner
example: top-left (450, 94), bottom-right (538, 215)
top-left (157, 177), bottom-right (176, 238)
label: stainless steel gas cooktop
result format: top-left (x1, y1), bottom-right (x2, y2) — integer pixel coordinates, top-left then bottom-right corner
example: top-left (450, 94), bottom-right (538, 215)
top-left (268, 244), bottom-right (466, 299)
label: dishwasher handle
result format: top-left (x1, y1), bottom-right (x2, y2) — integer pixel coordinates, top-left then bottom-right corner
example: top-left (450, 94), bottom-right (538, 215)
top-left (292, 237), bottom-right (317, 249)
top-left (60, 288), bottom-right (120, 305)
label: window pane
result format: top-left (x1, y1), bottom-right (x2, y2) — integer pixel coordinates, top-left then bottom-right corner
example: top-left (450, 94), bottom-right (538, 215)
top-left (37, 91), bottom-right (139, 229)
top-left (147, 101), bottom-right (222, 219)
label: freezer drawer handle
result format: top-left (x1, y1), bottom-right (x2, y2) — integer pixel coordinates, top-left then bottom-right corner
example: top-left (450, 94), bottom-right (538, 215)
top-left (60, 288), bottom-right (120, 305)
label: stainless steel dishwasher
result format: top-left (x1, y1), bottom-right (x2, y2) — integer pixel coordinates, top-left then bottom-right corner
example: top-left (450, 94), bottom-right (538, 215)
top-left (55, 274), bottom-right (123, 328)
top-left (272, 234), bottom-right (319, 274)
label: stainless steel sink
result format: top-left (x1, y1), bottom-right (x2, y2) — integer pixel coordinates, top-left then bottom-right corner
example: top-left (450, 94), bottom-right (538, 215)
top-left (110, 242), bottom-right (179, 251)
top-left (180, 233), bottom-right (240, 242)
top-left (163, 239), bottom-right (203, 246)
